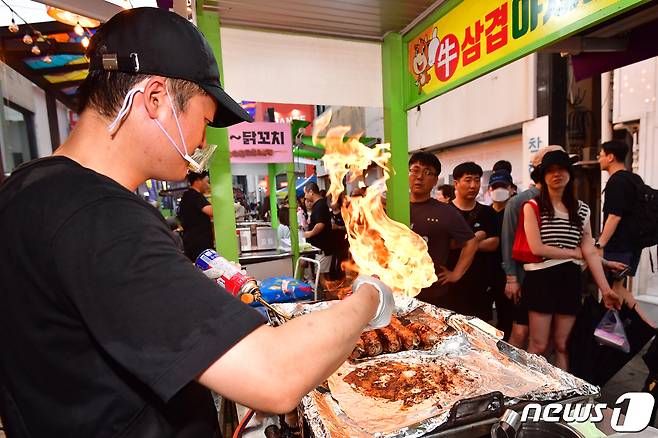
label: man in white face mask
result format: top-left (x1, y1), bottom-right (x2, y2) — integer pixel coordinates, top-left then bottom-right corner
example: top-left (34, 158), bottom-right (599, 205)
top-left (487, 170), bottom-right (515, 340)
top-left (0, 7), bottom-right (394, 438)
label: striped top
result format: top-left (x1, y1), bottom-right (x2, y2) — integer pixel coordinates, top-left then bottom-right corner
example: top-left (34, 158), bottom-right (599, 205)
top-left (539, 200), bottom-right (590, 249)
top-left (524, 199), bottom-right (591, 271)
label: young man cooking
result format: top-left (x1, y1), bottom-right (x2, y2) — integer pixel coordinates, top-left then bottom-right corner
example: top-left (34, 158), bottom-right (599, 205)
top-left (409, 152), bottom-right (478, 309)
top-left (0, 9), bottom-right (394, 437)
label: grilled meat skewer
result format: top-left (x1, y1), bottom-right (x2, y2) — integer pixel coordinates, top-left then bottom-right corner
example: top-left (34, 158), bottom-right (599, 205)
top-left (406, 322), bottom-right (441, 347)
top-left (376, 326), bottom-right (402, 353)
top-left (361, 330), bottom-right (383, 357)
top-left (389, 316), bottom-right (420, 350)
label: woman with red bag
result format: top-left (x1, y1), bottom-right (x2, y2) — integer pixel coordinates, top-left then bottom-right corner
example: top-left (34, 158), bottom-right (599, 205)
top-left (522, 150), bottom-right (621, 371)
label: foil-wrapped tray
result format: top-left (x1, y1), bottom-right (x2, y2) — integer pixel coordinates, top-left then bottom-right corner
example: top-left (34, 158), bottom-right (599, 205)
top-left (273, 296), bottom-right (599, 438)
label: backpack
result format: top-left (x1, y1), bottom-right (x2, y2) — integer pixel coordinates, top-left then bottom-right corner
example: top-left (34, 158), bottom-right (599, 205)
top-left (623, 173), bottom-right (658, 250)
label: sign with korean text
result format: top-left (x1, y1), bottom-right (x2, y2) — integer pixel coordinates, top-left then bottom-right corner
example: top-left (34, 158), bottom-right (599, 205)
top-left (405, 0), bottom-right (647, 109)
top-left (228, 122), bottom-right (292, 164)
top-left (521, 115), bottom-right (549, 189)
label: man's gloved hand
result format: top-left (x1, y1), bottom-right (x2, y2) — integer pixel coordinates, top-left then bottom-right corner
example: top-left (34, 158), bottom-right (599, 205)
top-left (352, 275), bottom-right (395, 329)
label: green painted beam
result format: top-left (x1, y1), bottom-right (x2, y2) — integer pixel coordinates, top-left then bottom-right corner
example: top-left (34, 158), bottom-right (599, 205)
top-left (287, 163), bottom-right (300, 273)
top-left (268, 163), bottom-right (279, 229)
top-left (382, 33), bottom-right (410, 226)
top-left (197, 7), bottom-right (239, 262)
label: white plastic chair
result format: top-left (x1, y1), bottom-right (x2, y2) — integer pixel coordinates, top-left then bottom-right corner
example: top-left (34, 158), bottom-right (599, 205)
top-left (294, 256), bottom-right (321, 300)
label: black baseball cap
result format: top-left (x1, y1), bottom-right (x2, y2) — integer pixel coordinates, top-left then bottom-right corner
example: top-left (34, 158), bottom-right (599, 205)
top-left (87, 7), bottom-right (252, 128)
top-left (488, 170), bottom-right (512, 188)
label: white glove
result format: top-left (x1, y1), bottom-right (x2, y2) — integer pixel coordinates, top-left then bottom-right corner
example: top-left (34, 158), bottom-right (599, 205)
top-left (352, 275), bottom-right (395, 329)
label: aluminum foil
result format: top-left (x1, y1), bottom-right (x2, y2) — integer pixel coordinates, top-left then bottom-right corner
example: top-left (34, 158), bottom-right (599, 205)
top-left (273, 297), bottom-right (599, 438)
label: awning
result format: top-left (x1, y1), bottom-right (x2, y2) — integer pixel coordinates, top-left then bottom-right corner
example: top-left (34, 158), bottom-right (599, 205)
top-left (571, 18), bottom-right (658, 81)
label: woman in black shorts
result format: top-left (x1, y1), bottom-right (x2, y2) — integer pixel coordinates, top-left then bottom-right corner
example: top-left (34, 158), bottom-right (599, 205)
top-left (522, 150), bottom-right (621, 370)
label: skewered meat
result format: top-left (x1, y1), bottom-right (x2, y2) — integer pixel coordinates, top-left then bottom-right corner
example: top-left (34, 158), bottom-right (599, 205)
top-left (361, 330), bottom-right (383, 357)
top-left (350, 337), bottom-right (365, 360)
top-left (389, 316), bottom-right (420, 350)
top-left (406, 322), bottom-right (441, 347)
top-left (376, 327), bottom-right (402, 353)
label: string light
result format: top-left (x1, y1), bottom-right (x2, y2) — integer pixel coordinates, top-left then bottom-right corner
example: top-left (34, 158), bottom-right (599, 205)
top-left (31, 45), bottom-right (41, 55)
top-left (1, 0), bottom-right (56, 55)
top-left (81, 36), bottom-right (90, 49)
top-left (8, 17), bottom-right (19, 33)
top-left (74, 21), bottom-right (84, 37)
top-left (43, 55), bottom-right (52, 64)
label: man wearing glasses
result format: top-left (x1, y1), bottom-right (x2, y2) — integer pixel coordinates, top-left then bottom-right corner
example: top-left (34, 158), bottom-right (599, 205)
top-left (408, 152), bottom-right (477, 308)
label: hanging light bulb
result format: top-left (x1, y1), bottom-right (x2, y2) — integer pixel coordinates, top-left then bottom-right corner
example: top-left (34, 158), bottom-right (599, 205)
top-left (81, 36), bottom-right (90, 49)
top-left (23, 34), bottom-right (33, 45)
top-left (8, 18), bottom-right (19, 33)
top-left (43, 55), bottom-right (52, 64)
top-left (74, 21), bottom-right (84, 37)
top-left (31, 45), bottom-right (41, 56)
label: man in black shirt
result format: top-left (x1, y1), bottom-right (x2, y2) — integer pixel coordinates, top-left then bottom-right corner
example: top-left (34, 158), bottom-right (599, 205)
top-left (303, 182), bottom-right (333, 287)
top-left (0, 9), bottom-right (394, 438)
top-left (408, 152), bottom-right (477, 308)
top-left (596, 141), bottom-right (640, 276)
top-left (448, 162), bottom-right (500, 320)
top-left (178, 171), bottom-right (214, 261)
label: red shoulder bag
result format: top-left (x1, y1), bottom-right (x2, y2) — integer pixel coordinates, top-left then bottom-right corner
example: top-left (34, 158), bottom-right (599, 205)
top-left (512, 199), bottom-right (543, 263)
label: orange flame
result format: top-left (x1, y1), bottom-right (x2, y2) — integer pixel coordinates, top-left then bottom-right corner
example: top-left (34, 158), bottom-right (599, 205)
top-left (313, 110), bottom-right (437, 297)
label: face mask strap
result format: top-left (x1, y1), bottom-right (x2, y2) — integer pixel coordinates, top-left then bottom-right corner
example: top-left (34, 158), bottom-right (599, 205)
top-left (107, 82), bottom-right (148, 135)
top-left (154, 116), bottom-right (203, 172)
top-left (165, 86), bottom-right (190, 154)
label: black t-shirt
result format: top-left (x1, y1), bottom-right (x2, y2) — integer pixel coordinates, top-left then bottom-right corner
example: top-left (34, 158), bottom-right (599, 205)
top-left (410, 199), bottom-right (474, 302)
top-left (448, 202), bottom-right (501, 291)
top-left (178, 188), bottom-right (213, 260)
top-left (307, 198), bottom-right (332, 253)
top-left (0, 157), bottom-right (265, 438)
top-left (603, 170), bottom-right (637, 252)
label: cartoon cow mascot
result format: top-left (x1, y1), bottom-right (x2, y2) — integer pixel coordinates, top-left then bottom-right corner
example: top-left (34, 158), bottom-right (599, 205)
top-left (411, 28), bottom-right (440, 94)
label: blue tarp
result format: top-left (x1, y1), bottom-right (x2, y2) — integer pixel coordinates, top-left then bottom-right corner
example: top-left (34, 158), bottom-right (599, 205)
top-left (276, 174), bottom-right (317, 198)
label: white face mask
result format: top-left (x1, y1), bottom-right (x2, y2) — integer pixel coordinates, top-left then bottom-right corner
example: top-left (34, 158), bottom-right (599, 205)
top-left (491, 187), bottom-right (511, 202)
top-left (107, 83), bottom-right (215, 173)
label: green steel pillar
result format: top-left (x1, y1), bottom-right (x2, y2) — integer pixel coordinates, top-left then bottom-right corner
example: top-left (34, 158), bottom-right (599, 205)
top-left (287, 163), bottom-right (300, 270)
top-left (268, 164), bottom-right (279, 229)
top-left (197, 6), bottom-right (239, 262)
top-left (382, 33), bottom-right (410, 226)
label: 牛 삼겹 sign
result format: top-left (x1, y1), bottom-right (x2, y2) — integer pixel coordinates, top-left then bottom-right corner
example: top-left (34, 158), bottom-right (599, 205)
top-left (405, 0), bottom-right (647, 109)
top-left (228, 122), bottom-right (293, 163)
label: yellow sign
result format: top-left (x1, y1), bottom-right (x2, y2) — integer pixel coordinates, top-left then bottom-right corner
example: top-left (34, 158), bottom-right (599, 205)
top-left (405, 0), bottom-right (647, 109)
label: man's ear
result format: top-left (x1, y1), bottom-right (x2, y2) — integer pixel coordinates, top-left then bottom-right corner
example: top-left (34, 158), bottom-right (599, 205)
top-left (142, 76), bottom-right (168, 120)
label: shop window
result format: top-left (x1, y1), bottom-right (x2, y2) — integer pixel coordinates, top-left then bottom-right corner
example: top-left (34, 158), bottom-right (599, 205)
top-left (0, 100), bottom-right (37, 174)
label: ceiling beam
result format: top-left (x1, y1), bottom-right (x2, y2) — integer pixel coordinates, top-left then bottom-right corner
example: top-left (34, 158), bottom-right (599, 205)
top-left (1, 39), bottom-right (85, 54)
top-left (46, 79), bottom-right (84, 89)
top-left (0, 21), bottom-right (75, 38)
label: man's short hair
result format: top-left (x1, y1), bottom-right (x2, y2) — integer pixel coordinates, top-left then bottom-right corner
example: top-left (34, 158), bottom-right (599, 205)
top-left (453, 162), bottom-right (483, 180)
top-left (77, 71), bottom-right (206, 119)
top-left (305, 182), bottom-right (320, 195)
top-left (409, 152), bottom-right (441, 175)
top-left (186, 171), bottom-right (207, 185)
top-left (602, 140), bottom-right (629, 163)
top-left (492, 160), bottom-right (512, 174)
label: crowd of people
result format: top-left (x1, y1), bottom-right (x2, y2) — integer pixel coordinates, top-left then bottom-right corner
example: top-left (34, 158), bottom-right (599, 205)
top-left (276, 182), bottom-right (350, 289)
top-left (407, 142), bottom-right (649, 372)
